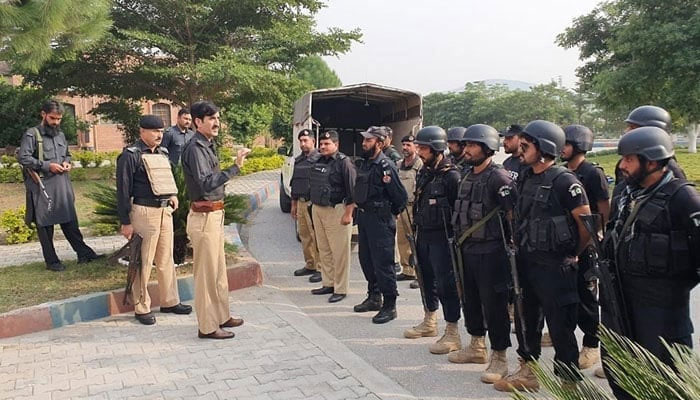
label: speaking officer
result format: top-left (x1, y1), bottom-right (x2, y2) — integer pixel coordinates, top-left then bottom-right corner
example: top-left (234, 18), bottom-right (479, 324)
top-left (449, 124), bottom-right (515, 384)
top-left (500, 124), bottom-right (526, 182)
top-left (447, 126), bottom-right (468, 175)
top-left (494, 120), bottom-right (591, 393)
top-left (404, 126), bottom-right (463, 354)
top-left (353, 126), bottom-right (408, 323)
top-left (181, 101), bottom-right (249, 340)
top-left (310, 130), bottom-right (356, 303)
top-left (603, 127), bottom-right (700, 400)
top-left (561, 124), bottom-right (610, 369)
top-left (290, 129), bottom-right (322, 283)
top-left (116, 115), bottom-right (191, 325)
top-left (396, 135), bottom-right (423, 284)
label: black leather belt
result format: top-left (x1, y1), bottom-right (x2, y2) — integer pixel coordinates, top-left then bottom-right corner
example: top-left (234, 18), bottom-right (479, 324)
top-left (133, 197), bottom-right (170, 208)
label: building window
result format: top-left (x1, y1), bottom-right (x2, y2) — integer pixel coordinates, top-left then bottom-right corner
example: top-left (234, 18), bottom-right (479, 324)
top-left (152, 103), bottom-right (171, 127)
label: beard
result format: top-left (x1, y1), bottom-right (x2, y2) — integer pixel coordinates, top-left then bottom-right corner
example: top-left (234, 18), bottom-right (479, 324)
top-left (623, 168), bottom-right (646, 186)
top-left (465, 154), bottom-right (486, 166)
top-left (362, 145), bottom-right (379, 159)
top-left (44, 124), bottom-right (60, 137)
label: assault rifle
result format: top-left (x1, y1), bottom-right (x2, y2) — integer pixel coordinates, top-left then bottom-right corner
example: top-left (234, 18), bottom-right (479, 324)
top-left (109, 234), bottom-right (144, 306)
top-left (399, 210), bottom-right (427, 309)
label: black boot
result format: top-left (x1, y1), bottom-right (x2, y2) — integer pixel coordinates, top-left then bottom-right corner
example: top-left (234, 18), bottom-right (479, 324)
top-left (353, 293), bottom-right (382, 313)
top-left (372, 296), bottom-right (397, 324)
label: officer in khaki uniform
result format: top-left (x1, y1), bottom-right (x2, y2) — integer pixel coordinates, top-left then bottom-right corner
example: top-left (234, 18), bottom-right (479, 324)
top-left (116, 115), bottom-right (191, 325)
top-left (309, 130), bottom-right (356, 303)
top-left (181, 101), bottom-right (249, 339)
top-left (395, 134), bottom-right (422, 283)
top-left (290, 129), bottom-right (322, 283)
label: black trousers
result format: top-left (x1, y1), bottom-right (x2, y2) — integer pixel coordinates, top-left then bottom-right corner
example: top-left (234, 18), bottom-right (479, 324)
top-left (602, 303), bottom-right (693, 400)
top-left (415, 235), bottom-right (461, 322)
top-left (36, 219), bottom-right (96, 266)
top-left (357, 210), bottom-right (398, 298)
top-left (577, 248), bottom-right (600, 348)
top-left (515, 257), bottom-right (580, 378)
top-left (461, 250), bottom-right (512, 351)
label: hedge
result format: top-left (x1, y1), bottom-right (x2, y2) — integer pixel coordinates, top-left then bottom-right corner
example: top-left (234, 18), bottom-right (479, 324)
top-left (0, 166), bottom-right (115, 183)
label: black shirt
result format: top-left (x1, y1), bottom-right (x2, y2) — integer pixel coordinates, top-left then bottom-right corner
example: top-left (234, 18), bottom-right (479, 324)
top-left (181, 132), bottom-right (240, 202)
top-left (161, 125), bottom-right (195, 164)
top-left (503, 155), bottom-right (526, 182)
top-left (356, 151), bottom-right (407, 215)
top-left (316, 151), bottom-right (357, 205)
top-left (116, 140), bottom-right (171, 225)
top-left (570, 160), bottom-right (609, 213)
top-left (415, 156), bottom-right (461, 242)
top-left (290, 149), bottom-right (320, 201)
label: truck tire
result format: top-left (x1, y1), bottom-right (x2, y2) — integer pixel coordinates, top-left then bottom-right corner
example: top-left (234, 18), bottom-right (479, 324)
top-left (279, 178), bottom-right (291, 213)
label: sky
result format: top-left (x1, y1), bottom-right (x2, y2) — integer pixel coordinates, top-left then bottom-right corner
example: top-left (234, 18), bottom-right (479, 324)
top-left (315, 0), bottom-right (603, 95)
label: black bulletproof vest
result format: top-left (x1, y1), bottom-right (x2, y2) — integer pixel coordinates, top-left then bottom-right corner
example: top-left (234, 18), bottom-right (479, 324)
top-left (290, 152), bottom-right (319, 199)
top-left (616, 178), bottom-right (693, 279)
top-left (354, 157), bottom-right (392, 206)
top-left (515, 166), bottom-right (578, 257)
top-left (574, 161), bottom-right (605, 213)
top-left (452, 163), bottom-right (501, 241)
top-left (309, 154), bottom-right (346, 206)
top-left (414, 170), bottom-right (451, 230)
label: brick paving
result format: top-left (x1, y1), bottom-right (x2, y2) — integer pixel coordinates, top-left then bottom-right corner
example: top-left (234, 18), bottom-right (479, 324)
top-left (0, 170), bottom-right (279, 268)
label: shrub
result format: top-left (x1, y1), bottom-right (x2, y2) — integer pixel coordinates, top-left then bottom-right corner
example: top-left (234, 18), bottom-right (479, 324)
top-left (0, 167), bottom-right (23, 183)
top-left (239, 155), bottom-right (284, 175)
top-left (90, 222), bottom-right (118, 236)
top-left (1, 154), bottom-right (16, 164)
top-left (0, 206), bottom-right (35, 244)
top-left (219, 147), bottom-right (234, 165)
top-left (73, 150), bottom-right (96, 167)
top-left (248, 146), bottom-right (276, 158)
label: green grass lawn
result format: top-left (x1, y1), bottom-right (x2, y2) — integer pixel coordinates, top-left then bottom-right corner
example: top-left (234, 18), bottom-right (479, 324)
top-left (587, 148), bottom-right (700, 185)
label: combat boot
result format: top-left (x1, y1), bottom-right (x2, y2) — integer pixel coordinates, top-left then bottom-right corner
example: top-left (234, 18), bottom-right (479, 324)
top-left (448, 335), bottom-right (488, 364)
top-left (578, 346), bottom-right (600, 369)
top-left (481, 350), bottom-right (508, 383)
top-left (353, 293), bottom-right (382, 313)
top-left (429, 321), bottom-right (461, 354)
top-left (493, 358), bottom-right (540, 392)
top-left (403, 311), bottom-right (438, 338)
top-left (372, 296), bottom-right (396, 324)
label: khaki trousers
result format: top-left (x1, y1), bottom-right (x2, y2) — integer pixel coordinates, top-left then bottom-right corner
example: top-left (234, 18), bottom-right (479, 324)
top-left (396, 204), bottom-right (415, 277)
top-left (130, 204), bottom-right (180, 315)
top-left (186, 209), bottom-right (230, 334)
top-left (312, 204), bottom-right (351, 294)
top-left (297, 199), bottom-right (319, 271)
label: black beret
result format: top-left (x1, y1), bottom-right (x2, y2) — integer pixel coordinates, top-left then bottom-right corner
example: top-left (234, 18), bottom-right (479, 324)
top-left (401, 134), bottom-right (415, 143)
top-left (139, 115), bottom-right (164, 129)
top-left (500, 124), bottom-right (523, 137)
top-left (319, 130), bottom-right (338, 141)
top-left (298, 129), bottom-right (313, 139)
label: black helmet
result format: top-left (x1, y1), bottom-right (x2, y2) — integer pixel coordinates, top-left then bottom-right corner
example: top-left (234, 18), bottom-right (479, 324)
top-left (624, 105), bottom-right (671, 131)
top-left (617, 126), bottom-right (674, 161)
top-left (521, 120), bottom-right (565, 158)
top-left (563, 124), bottom-right (594, 153)
top-left (462, 124), bottom-right (500, 151)
top-left (414, 126), bottom-right (448, 152)
top-left (447, 126), bottom-right (467, 142)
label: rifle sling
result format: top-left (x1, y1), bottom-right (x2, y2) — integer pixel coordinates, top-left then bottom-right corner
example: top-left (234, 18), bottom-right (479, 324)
top-left (456, 206), bottom-right (501, 247)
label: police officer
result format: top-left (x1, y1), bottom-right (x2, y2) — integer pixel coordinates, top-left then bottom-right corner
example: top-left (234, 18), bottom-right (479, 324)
top-left (290, 129), bottom-right (322, 283)
top-left (181, 101), bottom-right (249, 339)
top-left (602, 127), bottom-right (700, 400)
top-left (447, 126), bottom-right (468, 175)
top-left (561, 124), bottom-right (610, 369)
top-left (382, 126), bottom-right (402, 164)
top-left (500, 124), bottom-right (526, 182)
top-left (18, 100), bottom-right (102, 272)
top-left (161, 108), bottom-right (195, 164)
top-left (309, 130), bottom-right (356, 303)
top-left (353, 126), bottom-right (408, 323)
top-left (494, 120), bottom-right (592, 392)
top-left (395, 135), bottom-right (423, 285)
top-left (403, 126), bottom-right (463, 355)
top-left (116, 115), bottom-right (192, 325)
top-left (449, 124), bottom-right (515, 385)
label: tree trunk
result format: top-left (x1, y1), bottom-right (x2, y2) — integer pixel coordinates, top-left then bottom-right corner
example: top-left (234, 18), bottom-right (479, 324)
top-left (687, 123), bottom-right (698, 154)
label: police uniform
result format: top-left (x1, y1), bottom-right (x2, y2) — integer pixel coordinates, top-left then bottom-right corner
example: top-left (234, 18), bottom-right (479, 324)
top-left (116, 115), bottom-right (189, 323)
top-left (354, 127), bottom-right (408, 322)
top-left (161, 124), bottom-right (195, 164)
top-left (290, 132), bottom-right (321, 278)
top-left (181, 129), bottom-right (243, 338)
top-left (602, 127), bottom-right (700, 400)
top-left (503, 155), bottom-right (526, 182)
top-left (309, 131), bottom-right (356, 302)
top-left (396, 138), bottom-right (423, 280)
top-left (383, 145), bottom-right (402, 164)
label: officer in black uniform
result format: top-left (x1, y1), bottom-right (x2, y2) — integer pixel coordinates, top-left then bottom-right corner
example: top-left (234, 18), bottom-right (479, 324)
top-left (353, 126), bottom-right (408, 324)
top-left (603, 127), bottom-right (700, 400)
top-left (494, 120), bottom-right (592, 393)
top-left (382, 126), bottom-right (402, 164)
top-left (561, 124), bottom-right (610, 369)
top-left (447, 127), bottom-right (468, 175)
top-left (500, 124), bottom-right (526, 182)
top-left (449, 124), bottom-right (516, 385)
top-left (407, 126), bottom-right (463, 354)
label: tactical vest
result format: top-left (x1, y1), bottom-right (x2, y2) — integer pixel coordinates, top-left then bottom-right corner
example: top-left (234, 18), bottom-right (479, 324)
top-left (290, 152), bottom-right (318, 199)
top-left (414, 170), bottom-right (451, 230)
top-left (452, 163), bottom-right (502, 241)
top-left (574, 161), bottom-right (605, 213)
top-left (617, 178), bottom-right (694, 279)
top-left (309, 154), bottom-right (346, 206)
top-left (141, 152), bottom-right (178, 196)
top-left (515, 166), bottom-right (578, 257)
top-left (398, 159), bottom-right (420, 203)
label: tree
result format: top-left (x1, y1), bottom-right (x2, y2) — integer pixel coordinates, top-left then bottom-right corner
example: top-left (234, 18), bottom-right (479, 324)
top-left (0, 0), bottom-right (111, 73)
top-left (557, 0), bottom-right (700, 151)
top-left (295, 56), bottom-right (342, 90)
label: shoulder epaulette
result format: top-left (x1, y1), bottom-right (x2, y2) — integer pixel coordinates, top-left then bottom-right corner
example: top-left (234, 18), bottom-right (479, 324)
top-left (126, 146), bottom-right (139, 153)
top-left (158, 146), bottom-right (169, 155)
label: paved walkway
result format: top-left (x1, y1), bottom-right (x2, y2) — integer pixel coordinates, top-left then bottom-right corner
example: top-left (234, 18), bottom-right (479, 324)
top-left (0, 285), bottom-right (414, 400)
top-left (0, 170), bottom-right (279, 268)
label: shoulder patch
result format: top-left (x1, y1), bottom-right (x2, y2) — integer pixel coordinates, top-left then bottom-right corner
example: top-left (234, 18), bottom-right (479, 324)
top-left (498, 185), bottom-right (512, 198)
top-left (690, 211), bottom-right (700, 227)
top-left (568, 182), bottom-right (584, 198)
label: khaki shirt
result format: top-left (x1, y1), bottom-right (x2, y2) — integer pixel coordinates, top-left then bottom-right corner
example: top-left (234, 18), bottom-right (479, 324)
top-left (397, 156), bottom-right (422, 203)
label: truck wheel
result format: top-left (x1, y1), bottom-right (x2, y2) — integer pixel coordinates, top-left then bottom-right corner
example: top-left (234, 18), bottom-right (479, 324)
top-left (279, 178), bottom-right (291, 213)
